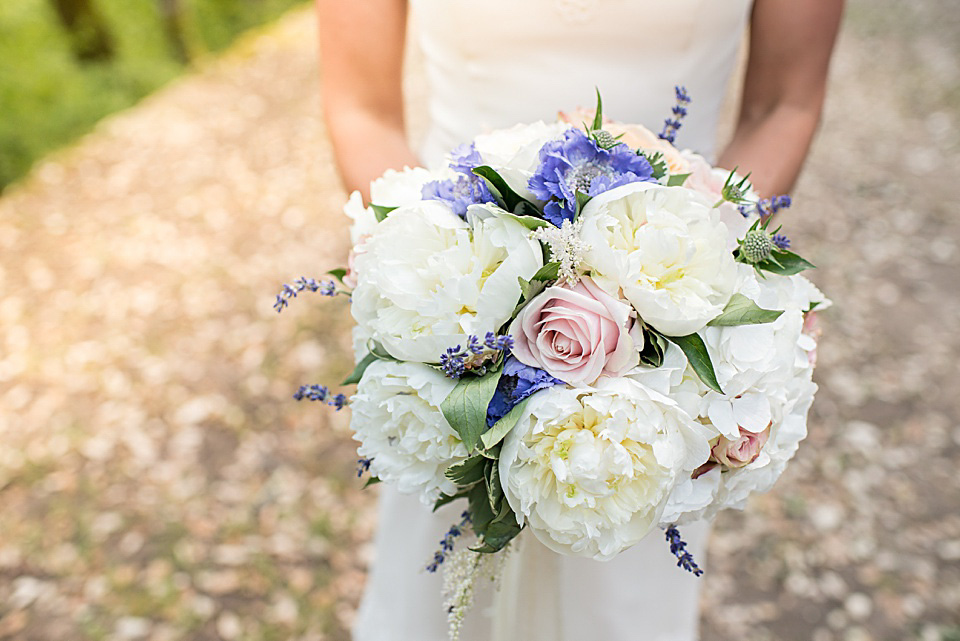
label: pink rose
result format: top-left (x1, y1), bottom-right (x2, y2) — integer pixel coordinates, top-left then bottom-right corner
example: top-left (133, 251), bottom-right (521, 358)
top-left (711, 423), bottom-right (772, 469)
top-left (508, 277), bottom-right (640, 385)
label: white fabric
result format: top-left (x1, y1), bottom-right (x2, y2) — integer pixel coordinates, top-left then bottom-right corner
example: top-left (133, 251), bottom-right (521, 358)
top-left (353, 1), bottom-right (753, 639)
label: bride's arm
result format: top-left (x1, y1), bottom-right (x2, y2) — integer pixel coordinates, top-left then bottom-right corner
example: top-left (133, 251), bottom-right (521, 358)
top-left (718, 0), bottom-right (844, 196)
top-left (315, 0), bottom-right (419, 201)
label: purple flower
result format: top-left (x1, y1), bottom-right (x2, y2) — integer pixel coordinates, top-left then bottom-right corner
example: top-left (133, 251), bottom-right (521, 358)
top-left (528, 128), bottom-right (654, 226)
top-left (422, 143), bottom-right (495, 218)
top-left (486, 357), bottom-right (564, 427)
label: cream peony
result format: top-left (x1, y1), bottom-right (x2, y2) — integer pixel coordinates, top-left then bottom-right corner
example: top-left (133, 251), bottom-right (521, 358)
top-left (580, 182), bottom-right (737, 336)
top-left (499, 378), bottom-right (712, 560)
top-left (350, 201), bottom-right (543, 362)
top-left (350, 360), bottom-right (464, 505)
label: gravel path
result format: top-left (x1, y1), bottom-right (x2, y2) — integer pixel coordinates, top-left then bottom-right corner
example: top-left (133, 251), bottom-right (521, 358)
top-left (1, 5), bottom-right (958, 641)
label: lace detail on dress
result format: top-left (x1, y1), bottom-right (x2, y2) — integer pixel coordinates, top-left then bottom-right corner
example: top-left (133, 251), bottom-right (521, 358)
top-left (552, 0), bottom-right (600, 24)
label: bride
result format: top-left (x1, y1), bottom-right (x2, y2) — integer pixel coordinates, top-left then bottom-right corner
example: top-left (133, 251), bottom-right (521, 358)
top-left (315, 1), bottom-right (843, 639)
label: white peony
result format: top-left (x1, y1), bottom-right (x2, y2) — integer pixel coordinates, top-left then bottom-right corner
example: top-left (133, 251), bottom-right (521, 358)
top-left (351, 359), bottom-right (465, 505)
top-left (663, 268), bottom-right (824, 523)
top-left (474, 121), bottom-right (568, 201)
top-left (344, 166), bottom-right (438, 246)
top-left (499, 378), bottom-right (712, 560)
top-left (351, 201), bottom-right (543, 362)
top-left (579, 182), bottom-right (737, 337)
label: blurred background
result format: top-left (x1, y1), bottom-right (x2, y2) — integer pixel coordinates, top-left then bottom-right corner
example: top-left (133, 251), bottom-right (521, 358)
top-left (0, 1), bottom-right (958, 640)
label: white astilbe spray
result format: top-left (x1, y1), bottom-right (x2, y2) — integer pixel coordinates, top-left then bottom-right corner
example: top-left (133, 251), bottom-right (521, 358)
top-left (441, 543), bottom-right (513, 640)
top-left (532, 219), bottom-right (590, 285)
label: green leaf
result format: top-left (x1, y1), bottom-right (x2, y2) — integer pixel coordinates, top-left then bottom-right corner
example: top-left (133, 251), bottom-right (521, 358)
top-left (667, 173), bottom-right (692, 187)
top-left (370, 204), bottom-right (396, 222)
top-left (532, 262), bottom-right (560, 282)
top-left (484, 460), bottom-right (502, 513)
top-left (517, 276), bottom-right (547, 305)
top-left (440, 369), bottom-right (504, 453)
top-left (638, 325), bottom-right (667, 368)
top-left (591, 88), bottom-right (604, 131)
top-left (444, 454), bottom-right (486, 486)
top-left (480, 397), bottom-right (531, 450)
top-left (575, 190), bottom-right (592, 216)
top-left (498, 210), bottom-right (551, 231)
top-left (342, 351), bottom-right (378, 385)
top-left (757, 250), bottom-right (816, 276)
top-left (363, 476), bottom-right (381, 488)
top-left (433, 488), bottom-right (470, 512)
top-left (707, 293), bottom-right (784, 327)
top-left (327, 268), bottom-right (348, 284)
top-left (472, 166), bottom-right (538, 214)
top-left (666, 333), bottom-right (723, 394)
top-left (641, 151), bottom-right (668, 180)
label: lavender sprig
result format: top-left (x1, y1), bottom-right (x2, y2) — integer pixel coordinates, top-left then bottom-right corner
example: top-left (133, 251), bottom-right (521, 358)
top-left (293, 384), bottom-right (348, 410)
top-left (356, 457), bottom-right (373, 478)
top-left (426, 511), bottom-right (472, 573)
top-left (273, 277), bottom-right (341, 313)
top-left (439, 333), bottom-right (513, 379)
top-left (772, 233), bottom-right (791, 250)
top-left (665, 525), bottom-right (704, 577)
top-left (658, 86), bottom-right (692, 144)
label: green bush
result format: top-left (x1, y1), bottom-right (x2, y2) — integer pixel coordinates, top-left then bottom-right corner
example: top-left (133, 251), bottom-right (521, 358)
top-left (0, 0), bottom-right (305, 190)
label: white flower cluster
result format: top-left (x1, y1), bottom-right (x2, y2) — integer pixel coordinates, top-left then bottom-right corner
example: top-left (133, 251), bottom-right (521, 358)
top-left (335, 115), bottom-right (828, 561)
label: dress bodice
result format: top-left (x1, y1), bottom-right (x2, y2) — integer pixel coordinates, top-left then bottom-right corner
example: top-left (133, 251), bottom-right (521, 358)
top-left (409, 0), bottom-right (754, 165)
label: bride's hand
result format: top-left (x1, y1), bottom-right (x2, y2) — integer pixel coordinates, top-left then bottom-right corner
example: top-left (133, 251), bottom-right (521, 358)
top-left (316, 0), bottom-right (420, 201)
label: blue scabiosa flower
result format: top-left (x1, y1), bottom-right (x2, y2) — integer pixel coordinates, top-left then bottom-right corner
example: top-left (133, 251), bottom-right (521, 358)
top-left (422, 143), bottom-right (495, 218)
top-left (486, 357), bottom-right (564, 427)
top-left (528, 128), bottom-right (655, 226)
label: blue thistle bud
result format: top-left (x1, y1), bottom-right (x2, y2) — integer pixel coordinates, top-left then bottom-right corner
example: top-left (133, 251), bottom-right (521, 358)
top-left (740, 229), bottom-right (775, 264)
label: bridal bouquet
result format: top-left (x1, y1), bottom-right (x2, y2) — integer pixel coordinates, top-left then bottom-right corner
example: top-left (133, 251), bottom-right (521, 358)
top-left (277, 89), bottom-right (827, 631)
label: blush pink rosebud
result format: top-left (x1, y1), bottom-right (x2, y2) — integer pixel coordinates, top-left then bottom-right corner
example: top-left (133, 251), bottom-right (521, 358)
top-left (712, 423), bottom-right (772, 469)
top-left (508, 277), bottom-right (640, 386)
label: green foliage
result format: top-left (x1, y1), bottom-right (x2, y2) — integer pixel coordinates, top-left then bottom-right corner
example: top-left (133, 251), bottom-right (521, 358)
top-left (707, 293), bottom-right (784, 327)
top-left (440, 368), bottom-right (504, 453)
top-left (0, 0), bottom-right (306, 190)
top-left (665, 332), bottom-right (723, 394)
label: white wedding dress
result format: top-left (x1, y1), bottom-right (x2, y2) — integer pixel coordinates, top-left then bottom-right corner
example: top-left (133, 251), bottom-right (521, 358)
top-left (353, 2), bottom-right (754, 640)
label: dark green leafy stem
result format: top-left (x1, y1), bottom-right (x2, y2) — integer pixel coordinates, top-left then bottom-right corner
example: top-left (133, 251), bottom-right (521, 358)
top-left (664, 333), bottom-right (723, 394)
top-left (642, 151), bottom-right (669, 180)
top-left (440, 368), bottom-right (504, 453)
top-left (472, 165), bottom-right (540, 215)
top-left (370, 204), bottom-right (396, 222)
top-left (707, 293), bottom-right (784, 327)
top-left (754, 250), bottom-right (816, 276)
top-left (468, 461), bottom-right (523, 553)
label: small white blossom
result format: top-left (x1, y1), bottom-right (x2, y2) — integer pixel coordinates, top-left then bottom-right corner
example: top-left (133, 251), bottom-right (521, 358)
top-left (531, 218), bottom-right (590, 285)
